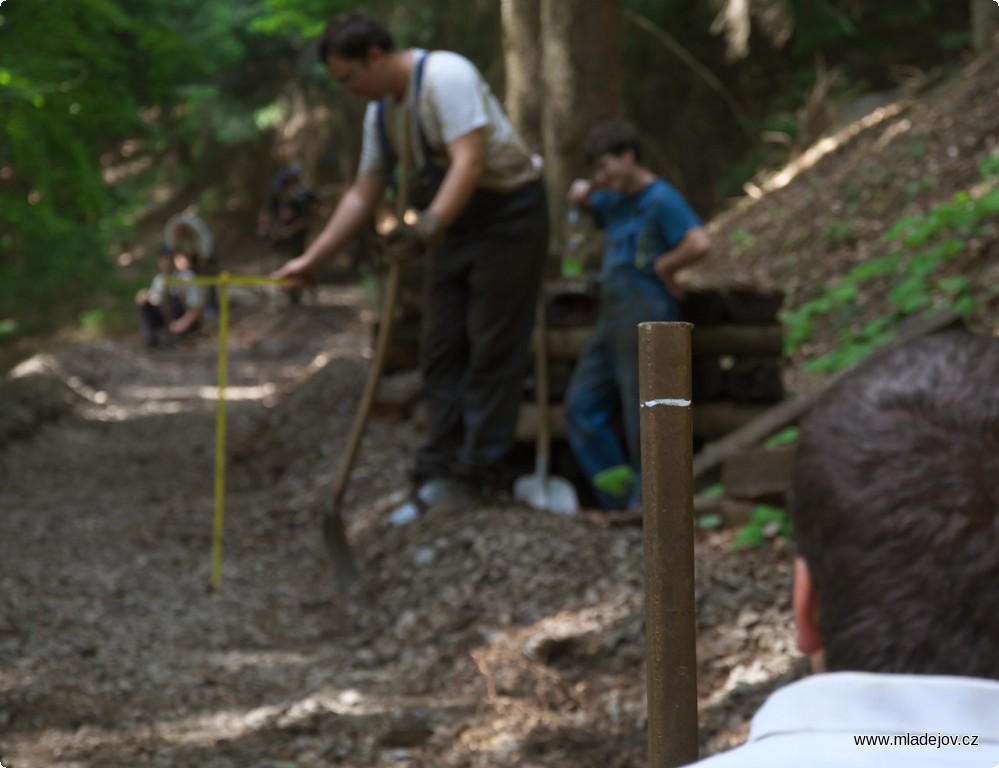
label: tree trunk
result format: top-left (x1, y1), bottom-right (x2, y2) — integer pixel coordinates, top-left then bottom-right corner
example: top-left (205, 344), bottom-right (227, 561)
top-left (540, 0), bottom-right (624, 250)
top-left (500, 0), bottom-right (543, 151)
top-left (972, 0), bottom-right (999, 51)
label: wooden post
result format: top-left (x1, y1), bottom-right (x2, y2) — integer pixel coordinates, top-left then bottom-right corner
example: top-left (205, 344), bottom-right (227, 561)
top-left (638, 321), bottom-right (698, 768)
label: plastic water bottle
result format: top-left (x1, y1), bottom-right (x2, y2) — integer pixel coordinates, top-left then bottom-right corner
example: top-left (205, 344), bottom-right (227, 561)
top-left (562, 204), bottom-right (585, 279)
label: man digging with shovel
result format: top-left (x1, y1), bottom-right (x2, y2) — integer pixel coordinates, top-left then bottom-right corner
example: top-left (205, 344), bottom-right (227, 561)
top-left (273, 12), bottom-right (548, 523)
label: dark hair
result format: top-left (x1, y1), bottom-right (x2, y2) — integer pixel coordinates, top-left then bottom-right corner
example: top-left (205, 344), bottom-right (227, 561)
top-left (318, 12), bottom-right (395, 64)
top-left (792, 331), bottom-right (999, 677)
top-left (583, 120), bottom-right (642, 166)
top-left (272, 164), bottom-right (302, 190)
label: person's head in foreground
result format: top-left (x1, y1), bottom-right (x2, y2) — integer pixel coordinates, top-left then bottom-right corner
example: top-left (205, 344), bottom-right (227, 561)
top-left (792, 330), bottom-right (999, 678)
top-left (690, 330), bottom-right (999, 767)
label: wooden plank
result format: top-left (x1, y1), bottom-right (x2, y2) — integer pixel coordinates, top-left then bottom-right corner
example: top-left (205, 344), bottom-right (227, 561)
top-left (724, 357), bottom-right (784, 403)
top-left (516, 402), bottom-right (567, 443)
top-left (692, 393), bottom-right (812, 478)
top-left (693, 494), bottom-right (754, 528)
top-left (681, 287), bottom-right (785, 324)
top-left (722, 444), bottom-right (796, 501)
top-left (723, 287), bottom-right (785, 323)
top-left (692, 358), bottom-right (726, 402)
top-left (515, 401), bottom-right (770, 442)
top-left (692, 310), bottom-right (965, 478)
top-left (691, 325), bottom-right (784, 357)
top-left (680, 290), bottom-right (728, 325)
top-left (542, 326), bottom-right (593, 362)
top-left (693, 402), bottom-right (772, 439)
top-left (538, 324), bottom-right (784, 362)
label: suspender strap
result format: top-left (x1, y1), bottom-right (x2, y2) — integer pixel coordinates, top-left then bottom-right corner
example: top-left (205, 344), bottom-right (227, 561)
top-left (377, 51), bottom-right (432, 191)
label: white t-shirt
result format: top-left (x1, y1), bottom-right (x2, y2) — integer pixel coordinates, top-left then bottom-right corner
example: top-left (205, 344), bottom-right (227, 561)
top-left (357, 50), bottom-right (542, 193)
top-left (147, 273), bottom-right (169, 307)
top-left (174, 269), bottom-right (206, 310)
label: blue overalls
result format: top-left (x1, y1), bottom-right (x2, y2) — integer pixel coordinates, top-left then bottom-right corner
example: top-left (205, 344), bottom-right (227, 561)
top-left (564, 179), bottom-right (701, 509)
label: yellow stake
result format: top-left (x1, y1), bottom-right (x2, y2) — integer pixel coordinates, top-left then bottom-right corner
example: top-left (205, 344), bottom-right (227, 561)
top-left (165, 272), bottom-right (289, 587)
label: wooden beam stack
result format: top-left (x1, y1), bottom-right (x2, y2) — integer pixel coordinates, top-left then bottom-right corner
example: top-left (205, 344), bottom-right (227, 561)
top-left (516, 284), bottom-right (787, 444)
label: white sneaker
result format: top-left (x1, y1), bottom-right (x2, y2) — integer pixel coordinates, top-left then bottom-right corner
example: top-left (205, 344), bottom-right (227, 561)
top-left (388, 477), bottom-right (482, 526)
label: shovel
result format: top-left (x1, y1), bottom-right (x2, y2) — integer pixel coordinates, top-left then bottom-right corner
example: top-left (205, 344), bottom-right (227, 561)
top-left (321, 143), bottom-right (412, 593)
top-left (514, 295), bottom-right (579, 515)
top-left (320, 258), bottom-right (400, 592)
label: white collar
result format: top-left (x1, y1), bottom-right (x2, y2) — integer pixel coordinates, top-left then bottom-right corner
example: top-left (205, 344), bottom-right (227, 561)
top-left (750, 672), bottom-right (999, 745)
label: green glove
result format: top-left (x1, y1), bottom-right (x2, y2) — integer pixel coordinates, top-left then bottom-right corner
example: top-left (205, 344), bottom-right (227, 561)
top-left (593, 464), bottom-right (636, 498)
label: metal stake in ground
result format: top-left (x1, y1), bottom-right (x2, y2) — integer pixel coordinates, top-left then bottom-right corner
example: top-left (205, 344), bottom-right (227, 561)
top-left (638, 321), bottom-right (698, 768)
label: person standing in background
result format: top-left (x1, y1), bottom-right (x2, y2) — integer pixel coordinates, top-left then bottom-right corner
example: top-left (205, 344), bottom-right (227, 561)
top-left (565, 121), bottom-right (710, 510)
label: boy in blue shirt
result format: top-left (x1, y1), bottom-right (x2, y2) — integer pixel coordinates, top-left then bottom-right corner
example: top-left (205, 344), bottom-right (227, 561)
top-left (566, 121), bottom-right (710, 509)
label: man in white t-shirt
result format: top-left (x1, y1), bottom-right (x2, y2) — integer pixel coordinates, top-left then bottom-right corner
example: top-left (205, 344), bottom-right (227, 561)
top-left (686, 331), bottom-right (999, 767)
top-left (274, 12), bottom-right (548, 512)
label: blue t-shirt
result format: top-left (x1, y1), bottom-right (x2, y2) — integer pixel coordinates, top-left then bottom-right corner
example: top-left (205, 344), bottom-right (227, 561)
top-left (591, 178), bottom-right (702, 281)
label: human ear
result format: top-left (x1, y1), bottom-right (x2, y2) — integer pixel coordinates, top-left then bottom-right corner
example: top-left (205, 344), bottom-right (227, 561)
top-left (793, 556), bottom-right (824, 659)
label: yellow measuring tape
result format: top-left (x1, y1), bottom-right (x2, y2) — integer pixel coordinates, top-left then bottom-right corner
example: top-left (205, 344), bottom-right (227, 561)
top-left (166, 272), bottom-right (290, 587)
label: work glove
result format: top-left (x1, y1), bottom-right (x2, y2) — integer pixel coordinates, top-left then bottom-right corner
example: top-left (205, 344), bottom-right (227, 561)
top-left (385, 210), bottom-right (445, 264)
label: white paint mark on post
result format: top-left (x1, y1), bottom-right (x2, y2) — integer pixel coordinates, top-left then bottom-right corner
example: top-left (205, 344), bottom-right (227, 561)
top-left (641, 398), bottom-right (692, 408)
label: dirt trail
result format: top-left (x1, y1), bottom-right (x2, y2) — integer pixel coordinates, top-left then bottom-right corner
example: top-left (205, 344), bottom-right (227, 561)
top-left (0, 284), bottom-right (797, 768)
top-left (5, 43), bottom-right (998, 768)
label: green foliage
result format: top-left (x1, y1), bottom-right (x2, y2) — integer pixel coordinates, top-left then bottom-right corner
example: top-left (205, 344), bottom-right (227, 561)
top-left (0, 0), bottom-right (983, 353)
top-left (764, 427), bottom-right (799, 449)
top-left (0, 0), bottom-right (255, 329)
top-left (252, 0), bottom-right (454, 52)
top-left (79, 309), bottom-right (113, 335)
top-left (733, 505), bottom-right (793, 549)
top-left (697, 513), bottom-right (724, 530)
top-left (788, 0), bottom-right (856, 56)
top-left (700, 483), bottom-right (725, 498)
top-left (252, 0), bottom-right (347, 38)
top-left (729, 228), bottom-right (758, 258)
top-left (782, 157), bottom-right (998, 374)
top-left (0, 319), bottom-right (19, 343)
top-left (821, 220), bottom-right (858, 248)
top-left (696, 483), bottom-right (725, 530)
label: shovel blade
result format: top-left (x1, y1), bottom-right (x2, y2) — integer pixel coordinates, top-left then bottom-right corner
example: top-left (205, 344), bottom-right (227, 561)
top-left (321, 494), bottom-right (360, 593)
top-left (514, 473), bottom-right (579, 516)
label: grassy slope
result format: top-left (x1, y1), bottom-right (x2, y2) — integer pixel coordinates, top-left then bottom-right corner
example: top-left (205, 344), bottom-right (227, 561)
top-left (689, 46), bottom-right (999, 386)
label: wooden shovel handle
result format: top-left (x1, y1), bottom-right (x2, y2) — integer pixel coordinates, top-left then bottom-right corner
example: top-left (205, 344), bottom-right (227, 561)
top-left (534, 294), bottom-right (551, 475)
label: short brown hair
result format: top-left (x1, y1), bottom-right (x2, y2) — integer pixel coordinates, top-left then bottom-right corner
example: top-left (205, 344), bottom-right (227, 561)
top-left (792, 331), bottom-right (999, 677)
top-left (318, 12), bottom-right (395, 64)
top-left (583, 120), bottom-right (642, 166)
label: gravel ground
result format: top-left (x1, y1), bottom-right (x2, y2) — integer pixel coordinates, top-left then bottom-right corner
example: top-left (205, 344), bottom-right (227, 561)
top-left (0, 284), bottom-right (799, 768)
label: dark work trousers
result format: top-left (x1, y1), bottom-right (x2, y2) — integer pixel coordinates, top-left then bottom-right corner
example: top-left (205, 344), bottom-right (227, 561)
top-left (138, 295), bottom-right (185, 347)
top-left (415, 179), bottom-right (549, 486)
